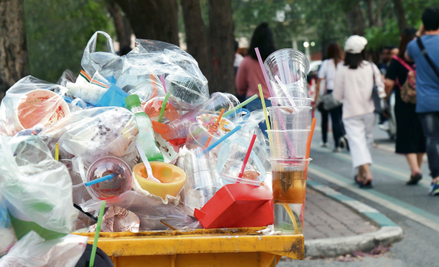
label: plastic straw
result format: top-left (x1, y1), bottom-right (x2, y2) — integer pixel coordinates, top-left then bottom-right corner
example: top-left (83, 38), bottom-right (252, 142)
top-left (223, 94), bottom-right (258, 117)
top-left (89, 200), bottom-right (106, 267)
top-left (85, 173), bottom-right (117, 187)
top-left (259, 84), bottom-right (277, 159)
top-left (55, 143), bottom-right (59, 161)
top-left (306, 118), bottom-right (317, 159)
top-left (282, 203), bottom-right (299, 234)
top-left (204, 108), bottom-right (225, 148)
top-left (255, 48), bottom-right (295, 158)
top-left (160, 75), bottom-right (167, 94)
top-left (274, 75), bottom-right (299, 113)
top-left (158, 92), bottom-right (171, 123)
top-left (238, 134), bottom-right (257, 180)
top-left (200, 125), bottom-right (242, 156)
top-left (73, 203), bottom-right (98, 222)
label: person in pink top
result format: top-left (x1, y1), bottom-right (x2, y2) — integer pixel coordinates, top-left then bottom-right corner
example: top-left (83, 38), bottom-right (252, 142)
top-left (236, 22), bottom-right (276, 135)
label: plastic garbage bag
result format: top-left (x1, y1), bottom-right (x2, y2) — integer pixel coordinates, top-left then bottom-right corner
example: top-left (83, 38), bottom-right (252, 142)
top-left (80, 190), bottom-right (199, 231)
top-left (0, 135), bottom-right (78, 240)
top-left (0, 193), bottom-right (16, 257)
top-left (0, 231), bottom-right (87, 267)
top-left (57, 69), bottom-right (76, 87)
top-left (0, 76), bottom-right (70, 137)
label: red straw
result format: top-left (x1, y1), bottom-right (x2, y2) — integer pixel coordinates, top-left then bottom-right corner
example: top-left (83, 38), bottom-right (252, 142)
top-left (160, 75), bottom-right (167, 94)
top-left (238, 134), bottom-right (258, 180)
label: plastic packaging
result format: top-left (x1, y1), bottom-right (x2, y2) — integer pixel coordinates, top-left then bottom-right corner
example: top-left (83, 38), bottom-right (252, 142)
top-left (0, 231), bottom-right (87, 267)
top-left (0, 193), bottom-right (16, 257)
top-left (0, 76), bottom-right (70, 136)
top-left (0, 135), bottom-right (78, 239)
top-left (126, 94), bottom-right (164, 162)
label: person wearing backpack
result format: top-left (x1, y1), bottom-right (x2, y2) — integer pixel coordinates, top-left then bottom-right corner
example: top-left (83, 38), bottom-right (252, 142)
top-left (405, 7), bottom-right (439, 196)
top-left (385, 28), bottom-right (426, 186)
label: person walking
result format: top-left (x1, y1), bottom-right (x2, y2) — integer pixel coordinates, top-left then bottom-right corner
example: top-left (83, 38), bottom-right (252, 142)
top-left (385, 28), bottom-right (426, 186)
top-left (315, 43), bottom-right (346, 152)
top-left (333, 36), bottom-right (384, 188)
top-left (236, 22), bottom-right (276, 134)
top-left (405, 7), bottom-right (439, 196)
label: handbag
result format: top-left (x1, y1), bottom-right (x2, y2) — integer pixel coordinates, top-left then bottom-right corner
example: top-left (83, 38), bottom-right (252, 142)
top-left (393, 55), bottom-right (417, 104)
top-left (371, 64), bottom-right (386, 113)
top-left (320, 93), bottom-right (342, 111)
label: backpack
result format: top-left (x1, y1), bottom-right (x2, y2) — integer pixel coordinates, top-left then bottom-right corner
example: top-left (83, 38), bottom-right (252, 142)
top-left (392, 55), bottom-right (417, 104)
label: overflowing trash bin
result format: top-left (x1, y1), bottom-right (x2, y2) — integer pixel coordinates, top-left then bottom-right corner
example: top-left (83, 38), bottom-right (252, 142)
top-left (0, 31), bottom-right (314, 266)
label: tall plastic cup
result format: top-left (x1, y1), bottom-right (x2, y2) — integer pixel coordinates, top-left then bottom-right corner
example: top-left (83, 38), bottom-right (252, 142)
top-left (270, 158), bottom-right (310, 233)
top-left (266, 130), bottom-right (310, 159)
top-left (268, 106), bottom-right (311, 131)
top-left (264, 49), bottom-right (310, 99)
top-left (268, 97), bottom-right (313, 108)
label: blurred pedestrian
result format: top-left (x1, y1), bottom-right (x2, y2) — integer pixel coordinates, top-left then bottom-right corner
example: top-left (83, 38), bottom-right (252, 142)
top-left (315, 42), bottom-right (347, 152)
top-left (236, 22), bottom-right (276, 134)
top-left (385, 28), bottom-right (426, 185)
top-left (333, 35), bottom-right (384, 188)
top-left (234, 40), bottom-right (245, 103)
top-left (405, 7), bottom-right (439, 196)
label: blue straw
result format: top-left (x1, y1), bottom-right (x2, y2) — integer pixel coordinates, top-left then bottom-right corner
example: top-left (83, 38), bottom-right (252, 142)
top-left (200, 125), bottom-right (242, 156)
top-left (85, 173), bottom-right (117, 187)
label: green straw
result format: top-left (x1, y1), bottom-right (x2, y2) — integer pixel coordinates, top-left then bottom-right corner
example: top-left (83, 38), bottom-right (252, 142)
top-left (158, 92), bottom-right (171, 123)
top-left (223, 94), bottom-right (258, 117)
top-left (89, 200), bottom-right (106, 267)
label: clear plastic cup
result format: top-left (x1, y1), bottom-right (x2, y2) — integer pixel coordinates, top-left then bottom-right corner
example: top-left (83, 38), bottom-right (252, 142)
top-left (266, 129), bottom-right (310, 159)
top-left (219, 158), bottom-right (263, 186)
top-left (268, 106), bottom-right (311, 130)
top-left (270, 158), bottom-right (311, 233)
top-left (181, 147), bottom-right (221, 214)
top-left (85, 156), bottom-right (133, 202)
top-left (269, 97), bottom-right (313, 108)
top-left (269, 79), bottom-right (309, 100)
top-left (264, 49), bottom-right (310, 86)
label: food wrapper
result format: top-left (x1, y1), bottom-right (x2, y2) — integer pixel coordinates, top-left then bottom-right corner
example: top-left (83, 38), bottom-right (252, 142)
top-left (88, 206), bottom-right (139, 233)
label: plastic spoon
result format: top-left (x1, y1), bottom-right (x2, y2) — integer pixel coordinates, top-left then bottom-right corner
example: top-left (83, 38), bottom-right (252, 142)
top-left (136, 144), bottom-right (161, 183)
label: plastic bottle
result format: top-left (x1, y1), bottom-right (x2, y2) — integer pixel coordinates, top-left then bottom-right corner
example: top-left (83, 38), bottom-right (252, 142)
top-left (126, 94), bottom-right (164, 162)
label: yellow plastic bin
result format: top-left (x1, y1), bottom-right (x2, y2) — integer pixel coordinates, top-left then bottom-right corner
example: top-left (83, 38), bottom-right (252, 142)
top-left (74, 227), bottom-right (304, 266)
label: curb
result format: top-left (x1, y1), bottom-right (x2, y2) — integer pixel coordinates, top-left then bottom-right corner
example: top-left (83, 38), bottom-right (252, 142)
top-left (304, 180), bottom-right (404, 258)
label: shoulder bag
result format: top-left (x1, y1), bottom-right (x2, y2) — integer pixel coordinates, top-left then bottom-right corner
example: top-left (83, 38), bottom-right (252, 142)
top-left (371, 64), bottom-right (386, 113)
top-left (392, 55), bottom-right (417, 104)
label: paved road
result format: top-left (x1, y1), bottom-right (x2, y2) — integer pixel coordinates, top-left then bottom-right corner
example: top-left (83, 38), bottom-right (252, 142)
top-left (280, 113), bottom-right (439, 266)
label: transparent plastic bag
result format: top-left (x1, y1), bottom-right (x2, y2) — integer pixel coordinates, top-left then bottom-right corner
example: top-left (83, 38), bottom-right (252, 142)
top-left (0, 76), bottom-right (70, 137)
top-left (0, 231), bottom-right (87, 267)
top-left (0, 193), bottom-right (16, 257)
top-left (0, 135), bottom-right (78, 239)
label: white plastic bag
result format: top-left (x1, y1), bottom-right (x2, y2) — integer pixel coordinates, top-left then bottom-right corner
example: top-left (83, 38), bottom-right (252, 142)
top-left (0, 135), bottom-right (78, 238)
top-left (0, 231), bottom-right (87, 267)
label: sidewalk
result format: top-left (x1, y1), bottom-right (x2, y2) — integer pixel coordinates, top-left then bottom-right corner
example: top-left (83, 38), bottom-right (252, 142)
top-left (293, 179), bottom-right (404, 258)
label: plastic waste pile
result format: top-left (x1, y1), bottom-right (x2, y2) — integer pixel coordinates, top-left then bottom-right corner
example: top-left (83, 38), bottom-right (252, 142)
top-left (0, 31), bottom-right (313, 266)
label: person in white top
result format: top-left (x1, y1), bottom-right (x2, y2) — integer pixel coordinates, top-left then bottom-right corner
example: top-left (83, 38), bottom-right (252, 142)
top-left (333, 35), bottom-right (384, 188)
top-left (315, 43), bottom-right (346, 152)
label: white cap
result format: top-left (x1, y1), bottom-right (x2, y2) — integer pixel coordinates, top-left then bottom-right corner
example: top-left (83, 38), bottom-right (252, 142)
top-left (344, 35), bottom-right (368, 54)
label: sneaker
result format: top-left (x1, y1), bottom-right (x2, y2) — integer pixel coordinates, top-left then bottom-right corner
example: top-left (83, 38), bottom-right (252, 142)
top-left (379, 121), bottom-right (390, 131)
top-left (321, 142), bottom-right (328, 148)
top-left (333, 147), bottom-right (341, 153)
top-left (429, 181), bottom-right (439, 196)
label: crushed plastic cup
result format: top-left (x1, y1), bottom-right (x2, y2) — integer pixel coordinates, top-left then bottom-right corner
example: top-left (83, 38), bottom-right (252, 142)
top-left (269, 97), bottom-right (313, 108)
top-left (16, 89), bottom-right (70, 130)
top-left (85, 156), bottom-right (133, 202)
top-left (269, 158), bottom-right (311, 233)
top-left (267, 106), bottom-right (311, 130)
top-left (266, 129), bottom-right (310, 159)
top-left (133, 162), bottom-right (187, 199)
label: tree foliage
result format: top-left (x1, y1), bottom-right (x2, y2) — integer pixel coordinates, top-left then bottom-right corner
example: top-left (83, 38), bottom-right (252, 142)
top-left (24, 0), bottom-right (113, 83)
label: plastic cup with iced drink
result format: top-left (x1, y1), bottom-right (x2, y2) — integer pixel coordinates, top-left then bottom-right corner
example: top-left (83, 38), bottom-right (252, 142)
top-left (270, 158), bottom-right (310, 233)
top-left (142, 96), bottom-right (179, 122)
top-left (85, 156), bottom-right (133, 202)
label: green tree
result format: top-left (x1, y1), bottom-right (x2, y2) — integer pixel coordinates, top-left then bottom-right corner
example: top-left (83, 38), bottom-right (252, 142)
top-left (24, 0), bottom-right (113, 83)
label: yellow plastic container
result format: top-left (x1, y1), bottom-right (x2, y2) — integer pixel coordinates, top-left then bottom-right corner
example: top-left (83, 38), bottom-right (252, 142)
top-left (133, 162), bottom-right (186, 199)
top-left (74, 228), bottom-right (304, 267)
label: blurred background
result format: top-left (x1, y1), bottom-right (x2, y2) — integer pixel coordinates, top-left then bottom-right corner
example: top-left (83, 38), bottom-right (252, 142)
top-left (0, 0), bottom-right (437, 98)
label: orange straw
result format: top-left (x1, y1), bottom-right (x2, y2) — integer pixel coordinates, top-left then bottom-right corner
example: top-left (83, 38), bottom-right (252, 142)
top-left (305, 118), bottom-right (317, 159)
top-left (204, 108), bottom-right (225, 148)
top-left (238, 134), bottom-right (257, 180)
